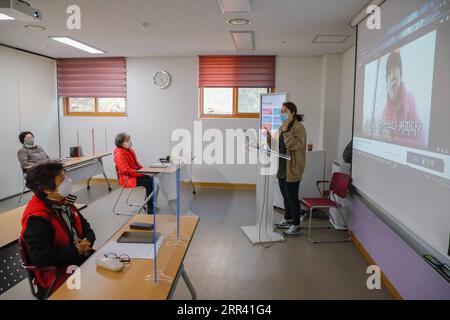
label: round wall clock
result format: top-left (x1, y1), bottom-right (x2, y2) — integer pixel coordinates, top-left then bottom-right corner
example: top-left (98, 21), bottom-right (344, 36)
top-left (153, 70), bottom-right (171, 89)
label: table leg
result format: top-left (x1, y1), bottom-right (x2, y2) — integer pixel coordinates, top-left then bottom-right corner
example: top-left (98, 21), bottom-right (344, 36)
top-left (181, 264), bottom-right (197, 300)
top-left (99, 158), bottom-right (112, 191)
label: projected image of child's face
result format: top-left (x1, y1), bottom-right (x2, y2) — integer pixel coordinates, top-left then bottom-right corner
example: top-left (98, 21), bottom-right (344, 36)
top-left (387, 67), bottom-right (402, 104)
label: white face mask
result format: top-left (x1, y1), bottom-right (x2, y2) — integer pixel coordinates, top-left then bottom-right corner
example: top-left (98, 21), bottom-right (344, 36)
top-left (57, 177), bottom-right (72, 197)
top-left (124, 141), bottom-right (133, 149)
top-left (24, 137), bottom-right (35, 148)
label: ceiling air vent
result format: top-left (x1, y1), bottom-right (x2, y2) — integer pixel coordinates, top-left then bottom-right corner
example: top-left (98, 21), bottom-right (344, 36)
top-left (312, 35), bottom-right (351, 44)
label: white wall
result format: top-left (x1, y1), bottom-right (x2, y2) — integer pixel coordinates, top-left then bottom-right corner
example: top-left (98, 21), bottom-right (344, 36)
top-left (0, 45), bottom-right (58, 199)
top-left (60, 57), bottom-right (260, 184)
top-left (60, 55), bottom-right (346, 184)
top-left (276, 57), bottom-right (323, 149)
top-left (337, 46), bottom-right (356, 159)
top-left (320, 54), bottom-right (343, 179)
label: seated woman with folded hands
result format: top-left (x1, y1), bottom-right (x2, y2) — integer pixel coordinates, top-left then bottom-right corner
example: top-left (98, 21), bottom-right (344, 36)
top-left (20, 161), bottom-right (95, 299)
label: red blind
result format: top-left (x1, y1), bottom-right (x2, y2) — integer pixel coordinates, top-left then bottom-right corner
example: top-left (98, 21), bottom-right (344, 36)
top-left (57, 57), bottom-right (126, 97)
top-left (199, 55), bottom-right (275, 88)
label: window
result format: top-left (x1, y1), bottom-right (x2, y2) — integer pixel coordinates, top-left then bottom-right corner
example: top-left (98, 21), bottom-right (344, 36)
top-left (200, 87), bottom-right (271, 118)
top-left (63, 97), bottom-right (126, 116)
top-left (57, 57), bottom-right (127, 117)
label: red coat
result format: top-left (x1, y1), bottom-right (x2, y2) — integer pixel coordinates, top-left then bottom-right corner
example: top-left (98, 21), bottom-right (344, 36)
top-left (20, 195), bottom-right (84, 293)
top-left (113, 147), bottom-right (143, 188)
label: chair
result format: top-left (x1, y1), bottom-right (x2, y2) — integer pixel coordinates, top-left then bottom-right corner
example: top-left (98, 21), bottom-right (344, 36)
top-left (300, 172), bottom-right (353, 244)
top-left (18, 172), bottom-right (27, 204)
top-left (112, 166), bottom-right (154, 216)
top-left (18, 238), bottom-right (58, 300)
top-left (0, 240), bottom-right (28, 297)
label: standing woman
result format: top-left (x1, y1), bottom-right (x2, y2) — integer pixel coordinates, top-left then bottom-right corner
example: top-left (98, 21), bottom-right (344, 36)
top-left (273, 102), bottom-right (307, 236)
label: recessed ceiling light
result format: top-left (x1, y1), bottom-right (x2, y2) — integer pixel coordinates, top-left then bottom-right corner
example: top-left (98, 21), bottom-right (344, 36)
top-left (50, 36), bottom-right (105, 54)
top-left (0, 13), bottom-right (15, 20)
top-left (24, 24), bottom-right (46, 31)
top-left (227, 18), bottom-right (250, 25)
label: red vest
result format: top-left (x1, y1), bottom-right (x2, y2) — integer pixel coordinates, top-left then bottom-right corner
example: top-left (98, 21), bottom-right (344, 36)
top-left (20, 195), bottom-right (84, 293)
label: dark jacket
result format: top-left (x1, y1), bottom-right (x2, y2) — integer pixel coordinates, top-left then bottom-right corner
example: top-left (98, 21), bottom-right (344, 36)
top-left (20, 195), bottom-right (95, 295)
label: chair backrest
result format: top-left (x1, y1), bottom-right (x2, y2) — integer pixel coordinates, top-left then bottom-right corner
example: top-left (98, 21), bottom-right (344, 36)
top-left (0, 240), bottom-right (28, 296)
top-left (18, 238), bottom-right (31, 266)
top-left (18, 238), bottom-right (39, 298)
top-left (330, 172), bottom-right (352, 199)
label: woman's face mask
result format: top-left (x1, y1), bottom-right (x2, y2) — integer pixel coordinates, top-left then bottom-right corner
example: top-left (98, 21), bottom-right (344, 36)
top-left (280, 113), bottom-right (289, 123)
top-left (24, 137), bottom-right (35, 147)
top-left (123, 141), bottom-right (133, 149)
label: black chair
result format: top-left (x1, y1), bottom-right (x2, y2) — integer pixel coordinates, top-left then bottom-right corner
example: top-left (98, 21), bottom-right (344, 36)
top-left (18, 238), bottom-right (58, 300)
top-left (0, 240), bottom-right (28, 296)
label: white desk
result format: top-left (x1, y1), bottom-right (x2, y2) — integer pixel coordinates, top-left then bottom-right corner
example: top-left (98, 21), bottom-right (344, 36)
top-left (63, 153), bottom-right (112, 191)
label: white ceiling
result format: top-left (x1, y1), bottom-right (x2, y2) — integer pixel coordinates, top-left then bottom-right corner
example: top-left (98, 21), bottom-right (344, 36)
top-left (0, 0), bottom-right (367, 58)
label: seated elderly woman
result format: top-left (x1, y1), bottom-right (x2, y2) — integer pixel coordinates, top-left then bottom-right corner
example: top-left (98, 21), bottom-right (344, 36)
top-left (114, 132), bottom-right (153, 214)
top-left (20, 161), bottom-right (95, 299)
top-left (17, 131), bottom-right (50, 173)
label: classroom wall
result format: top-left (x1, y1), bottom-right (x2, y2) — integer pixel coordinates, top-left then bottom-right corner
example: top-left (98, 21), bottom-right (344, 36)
top-left (320, 54), bottom-right (343, 179)
top-left (348, 194), bottom-right (450, 299)
top-left (337, 46), bottom-right (356, 159)
top-left (60, 55), bottom-right (341, 184)
top-left (0, 45), bottom-right (58, 199)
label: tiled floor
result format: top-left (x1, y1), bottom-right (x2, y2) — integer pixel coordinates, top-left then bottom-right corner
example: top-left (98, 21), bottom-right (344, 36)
top-left (0, 182), bottom-right (392, 300)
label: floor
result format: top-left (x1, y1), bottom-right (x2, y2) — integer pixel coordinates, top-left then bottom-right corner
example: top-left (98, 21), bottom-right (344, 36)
top-left (0, 182), bottom-right (392, 300)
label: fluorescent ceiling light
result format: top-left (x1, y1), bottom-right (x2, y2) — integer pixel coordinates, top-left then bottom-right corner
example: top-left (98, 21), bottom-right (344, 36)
top-left (0, 13), bottom-right (15, 20)
top-left (231, 31), bottom-right (254, 51)
top-left (0, 0), bottom-right (42, 21)
top-left (50, 37), bottom-right (105, 54)
top-left (219, 0), bottom-right (251, 13)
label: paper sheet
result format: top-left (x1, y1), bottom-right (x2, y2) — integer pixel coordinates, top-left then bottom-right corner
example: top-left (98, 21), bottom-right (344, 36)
top-left (96, 235), bottom-right (164, 260)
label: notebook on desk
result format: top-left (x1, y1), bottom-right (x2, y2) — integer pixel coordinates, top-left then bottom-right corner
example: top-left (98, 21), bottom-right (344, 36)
top-left (117, 231), bottom-right (160, 244)
top-left (149, 162), bottom-right (170, 168)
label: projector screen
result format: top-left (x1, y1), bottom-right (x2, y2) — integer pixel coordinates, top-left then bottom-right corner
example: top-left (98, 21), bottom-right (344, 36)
top-left (353, 0), bottom-right (450, 262)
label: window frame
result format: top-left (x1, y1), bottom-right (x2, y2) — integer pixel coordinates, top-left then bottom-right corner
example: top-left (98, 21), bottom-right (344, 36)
top-left (63, 97), bottom-right (127, 117)
top-left (199, 87), bottom-right (274, 119)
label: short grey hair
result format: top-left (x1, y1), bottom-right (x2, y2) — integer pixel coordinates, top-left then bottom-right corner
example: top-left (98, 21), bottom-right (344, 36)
top-left (115, 132), bottom-right (130, 148)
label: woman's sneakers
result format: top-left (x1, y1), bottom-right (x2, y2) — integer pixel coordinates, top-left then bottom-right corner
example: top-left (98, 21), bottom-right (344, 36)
top-left (274, 219), bottom-right (293, 229)
top-left (283, 225), bottom-right (302, 236)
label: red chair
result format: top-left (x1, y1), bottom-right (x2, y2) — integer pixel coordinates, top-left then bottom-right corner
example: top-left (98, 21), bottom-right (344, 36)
top-left (19, 238), bottom-right (58, 300)
top-left (300, 172), bottom-right (352, 243)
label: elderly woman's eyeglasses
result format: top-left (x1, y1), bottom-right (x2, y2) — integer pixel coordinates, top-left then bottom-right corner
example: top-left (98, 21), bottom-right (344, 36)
top-left (104, 252), bottom-right (130, 263)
